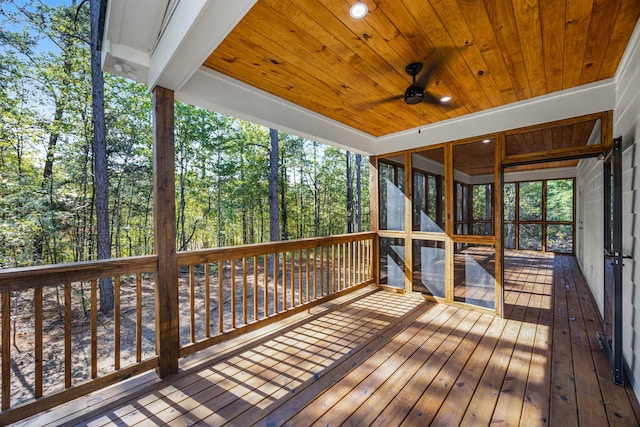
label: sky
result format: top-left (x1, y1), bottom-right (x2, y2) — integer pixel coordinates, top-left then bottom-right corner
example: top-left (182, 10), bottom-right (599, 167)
top-left (1, 0), bottom-right (74, 55)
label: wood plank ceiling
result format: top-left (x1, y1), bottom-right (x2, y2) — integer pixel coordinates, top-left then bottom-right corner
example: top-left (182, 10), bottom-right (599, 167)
top-left (413, 118), bottom-right (598, 175)
top-left (204, 0), bottom-right (639, 139)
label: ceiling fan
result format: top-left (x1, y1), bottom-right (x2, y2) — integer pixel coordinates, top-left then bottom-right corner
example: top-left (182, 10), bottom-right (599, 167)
top-left (372, 52), bottom-right (451, 107)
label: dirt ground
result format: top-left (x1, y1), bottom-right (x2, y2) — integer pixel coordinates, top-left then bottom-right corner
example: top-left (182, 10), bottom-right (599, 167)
top-left (2, 257), bottom-right (341, 409)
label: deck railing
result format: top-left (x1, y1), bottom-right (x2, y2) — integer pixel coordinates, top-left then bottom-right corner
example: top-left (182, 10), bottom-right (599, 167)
top-left (0, 232), bottom-right (375, 423)
top-left (176, 232), bottom-right (376, 358)
top-left (0, 255), bottom-right (159, 423)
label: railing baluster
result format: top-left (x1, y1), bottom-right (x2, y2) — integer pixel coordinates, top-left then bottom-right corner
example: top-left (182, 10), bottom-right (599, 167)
top-left (330, 245), bottom-right (335, 294)
top-left (274, 252), bottom-right (279, 314)
top-left (355, 241), bottom-right (358, 284)
top-left (230, 259), bottom-right (236, 329)
top-left (342, 243), bottom-right (347, 290)
top-left (305, 248), bottom-right (310, 304)
top-left (282, 252), bottom-right (287, 311)
top-left (2, 291), bottom-right (10, 410)
top-left (242, 257), bottom-right (248, 326)
top-left (336, 244), bottom-right (340, 291)
top-left (298, 250), bottom-right (303, 306)
top-left (350, 242), bottom-right (354, 287)
top-left (290, 250), bottom-right (295, 308)
top-left (136, 273), bottom-right (142, 362)
top-left (341, 243), bottom-right (345, 289)
top-left (320, 246), bottom-right (324, 296)
top-left (264, 255), bottom-right (268, 317)
top-left (368, 239), bottom-right (371, 278)
top-left (362, 240), bottom-right (366, 282)
top-left (253, 256), bottom-right (258, 322)
top-left (345, 242), bottom-right (349, 288)
top-left (91, 279), bottom-right (98, 379)
top-left (34, 287), bottom-right (43, 398)
top-left (218, 261), bottom-right (223, 333)
top-left (205, 263), bottom-right (211, 338)
top-left (190, 264), bottom-right (195, 343)
top-left (114, 276), bottom-right (121, 370)
top-left (64, 283), bottom-right (72, 388)
top-left (358, 240), bottom-right (362, 283)
top-left (312, 248), bottom-right (317, 300)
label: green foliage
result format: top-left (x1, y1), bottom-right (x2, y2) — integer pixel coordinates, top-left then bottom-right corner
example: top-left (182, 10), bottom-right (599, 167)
top-left (0, 2), bottom-right (369, 267)
top-left (518, 181), bottom-right (543, 221)
top-left (546, 179), bottom-right (574, 222)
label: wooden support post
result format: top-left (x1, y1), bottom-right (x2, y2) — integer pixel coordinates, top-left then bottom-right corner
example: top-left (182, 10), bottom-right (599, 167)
top-left (152, 86), bottom-right (179, 377)
top-left (369, 156), bottom-right (379, 286)
top-left (404, 151), bottom-right (413, 293)
top-left (444, 143), bottom-right (454, 303)
top-left (495, 133), bottom-right (505, 317)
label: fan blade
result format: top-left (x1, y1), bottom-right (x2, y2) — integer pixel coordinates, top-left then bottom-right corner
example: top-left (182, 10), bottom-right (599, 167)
top-left (366, 94), bottom-right (404, 107)
top-left (414, 48), bottom-right (453, 91)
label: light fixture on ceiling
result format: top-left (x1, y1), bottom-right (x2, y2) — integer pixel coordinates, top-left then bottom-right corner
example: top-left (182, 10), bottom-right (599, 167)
top-left (113, 62), bottom-right (130, 73)
top-left (113, 61), bottom-right (137, 80)
top-left (483, 139), bottom-right (491, 143)
top-left (350, 2), bottom-right (368, 19)
top-left (440, 95), bottom-right (452, 103)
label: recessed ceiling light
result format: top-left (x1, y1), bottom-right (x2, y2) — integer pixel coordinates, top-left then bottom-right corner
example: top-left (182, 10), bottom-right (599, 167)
top-left (440, 95), bottom-right (452, 103)
top-left (350, 2), bottom-right (368, 19)
top-left (483, 139), bottom-right (491, 143)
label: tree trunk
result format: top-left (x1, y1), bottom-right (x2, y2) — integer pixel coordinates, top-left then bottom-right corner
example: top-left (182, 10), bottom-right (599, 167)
top-left (91, 0), bottom-right (113, 313)
top-left (217, 143), bottom-right (223, 247)
top-left (313, 142), bottom-right (320, 236)
top-left (280, 160), bottom-right (288, 241)
top-left (355, 153), bottom-right (362, 232)
top-left (268, 129), bottom-right (280, 242)
top-left (346, 151), bottom-right (354, 233)
top-left (178, 142), bottom-right (187, 251)
top-left (268, 129), bottom-right (280, 276)
top-left (298, 141), bottom-right (304, 238)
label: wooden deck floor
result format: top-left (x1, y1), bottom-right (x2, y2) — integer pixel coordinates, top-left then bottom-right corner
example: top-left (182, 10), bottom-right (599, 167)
top-left (20, 253), bottom-right (640, 426)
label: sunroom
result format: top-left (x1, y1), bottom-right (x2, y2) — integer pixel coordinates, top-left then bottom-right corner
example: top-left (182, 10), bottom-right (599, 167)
top-left (2, 0), bottom-right (640, 425)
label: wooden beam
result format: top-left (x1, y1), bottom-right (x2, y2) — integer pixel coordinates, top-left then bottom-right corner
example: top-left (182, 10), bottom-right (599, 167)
top-left (502, 143), bottom-right (606, 166)
top-left (602, 110), bottom-right (614, 150)
top-left (152, 86), bottom-right (179, 377)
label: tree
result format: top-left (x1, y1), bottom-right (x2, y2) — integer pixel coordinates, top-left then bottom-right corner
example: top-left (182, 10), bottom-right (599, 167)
top-left (346, 151), bottom-right (354, 233)
top-left (355, 153), bottom-right (362, 232)
top-left (89, 0), bottom-right (113, 312)
top-left (268, 128), bottom-right (279, 242)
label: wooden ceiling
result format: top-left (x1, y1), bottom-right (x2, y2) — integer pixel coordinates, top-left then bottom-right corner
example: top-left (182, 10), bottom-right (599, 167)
top-left (505, 119), bottom-right (597, 156)
top-left (413, 118), bottom-right (597, 175)
top-left (204, 0), bottom-right (639, 138)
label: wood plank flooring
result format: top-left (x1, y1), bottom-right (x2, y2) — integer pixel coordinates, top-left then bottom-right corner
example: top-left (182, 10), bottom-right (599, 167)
top-left (18, 253), bottom-right (640, 426)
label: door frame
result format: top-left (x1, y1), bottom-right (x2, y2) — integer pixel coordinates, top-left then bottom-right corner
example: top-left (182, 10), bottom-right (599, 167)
top-left (602, 136), bottom-right (624, 386)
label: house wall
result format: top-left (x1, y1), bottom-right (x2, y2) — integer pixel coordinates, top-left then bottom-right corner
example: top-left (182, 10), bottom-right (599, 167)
top-left (577, 20), bottom-right (640, 399)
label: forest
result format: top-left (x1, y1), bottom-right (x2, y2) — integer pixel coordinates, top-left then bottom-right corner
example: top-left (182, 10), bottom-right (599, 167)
top-left (0, 0), bottom-right (370, 269)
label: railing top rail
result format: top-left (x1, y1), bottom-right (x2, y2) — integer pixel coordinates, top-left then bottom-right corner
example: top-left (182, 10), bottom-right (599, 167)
top-left (177, 232), bottom-right (376, 265)
top-left (0, 255), bottom-right (158, 292)
top-left (0, 232), bottom-right (376, 291)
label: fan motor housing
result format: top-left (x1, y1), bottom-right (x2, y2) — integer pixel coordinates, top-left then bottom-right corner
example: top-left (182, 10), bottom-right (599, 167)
top-left (404, 85), bottom-right (423, 105)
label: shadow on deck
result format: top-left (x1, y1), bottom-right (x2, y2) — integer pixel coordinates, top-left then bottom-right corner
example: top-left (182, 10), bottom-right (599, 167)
top-left (18, 253), bottom-right (640, 426)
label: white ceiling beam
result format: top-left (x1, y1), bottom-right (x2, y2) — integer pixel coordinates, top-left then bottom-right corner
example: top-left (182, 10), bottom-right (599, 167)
top-left (148, 0), bottom-right (256, 91)
top-left (177, 68), bottom-right (376, 155)
top-left (373, 79), bottom-right (616, 155)
top-left (178, 67), bottom-right (616, 157)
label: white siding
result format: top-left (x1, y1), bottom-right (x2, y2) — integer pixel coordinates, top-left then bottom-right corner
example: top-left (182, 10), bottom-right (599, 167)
top-left (577, 20), bottom-right (640, 399)
top-left (576, 156), bottom-right (604, 315)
